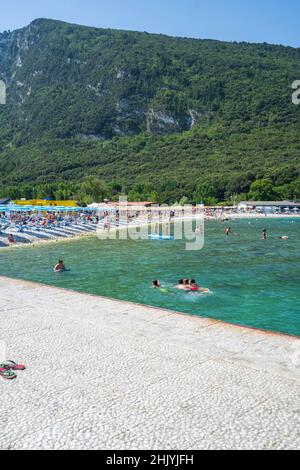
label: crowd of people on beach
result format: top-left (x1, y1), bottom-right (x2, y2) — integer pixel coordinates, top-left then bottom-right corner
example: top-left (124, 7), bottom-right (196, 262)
top-left (0, 211), bottom-right (99, 245)
top-left (0, 211), bottom-right (98, 229)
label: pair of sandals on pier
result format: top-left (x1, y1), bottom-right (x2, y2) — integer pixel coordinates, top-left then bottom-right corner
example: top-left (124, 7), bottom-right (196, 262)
top-left (0, 361), bottom-right (26, 380)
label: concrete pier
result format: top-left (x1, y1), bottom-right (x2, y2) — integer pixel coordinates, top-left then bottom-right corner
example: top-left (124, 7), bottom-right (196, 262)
top-left (0, 276), bottom-right (299, 450)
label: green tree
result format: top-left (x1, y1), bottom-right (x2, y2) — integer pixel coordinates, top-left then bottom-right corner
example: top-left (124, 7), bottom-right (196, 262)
top-left (248, 179), bottom-right (275, 201)
top-left (179, 196), bottom-right (189, 206)
top-left (193, 182), bottom-right (217, 204)
top-left (79, 177), bottom-right (109, 203)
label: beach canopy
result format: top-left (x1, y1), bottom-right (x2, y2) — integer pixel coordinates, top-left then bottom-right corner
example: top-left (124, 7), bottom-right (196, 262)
top-left (0, 204), bottom-right (98, 213)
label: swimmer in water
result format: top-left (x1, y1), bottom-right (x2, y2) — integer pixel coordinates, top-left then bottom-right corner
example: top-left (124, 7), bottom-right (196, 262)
top-left (152, 280), bottom-right (161, 288)
top-left (224, 227), bottom-right (232, 236)
top-left (184, 279), bottom-right (192, 290)
top-left (176, 279), bottom-right (190, 290)
top-left (54, 260), bottom-right (66, 273)
top-left (279, 236), bottom-right (289, 240)
top-left (189, 279), bottom-right (210, 293)
top-left (262, 228), bottom-right (267, 240)
top-left (189, 279), bottom-right (200, 291)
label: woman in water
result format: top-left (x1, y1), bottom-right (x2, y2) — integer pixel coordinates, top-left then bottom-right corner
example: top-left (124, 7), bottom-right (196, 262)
top-left (54, 260), bottom-right (66, 273)
top-left (189, 279), bottom-right (200, 291)
top-left (189, 279), bottom-right (210, 293)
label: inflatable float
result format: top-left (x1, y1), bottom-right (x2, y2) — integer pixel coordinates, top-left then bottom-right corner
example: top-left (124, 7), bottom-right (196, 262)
top-left (148, 235), bottom-right (175, 241)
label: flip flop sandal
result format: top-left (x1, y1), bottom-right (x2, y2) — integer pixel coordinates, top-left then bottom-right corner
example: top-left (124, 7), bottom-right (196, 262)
top-left (0, 366), bottom-right (17, 380)
top-left (3, 360), bottom-right (26, 371)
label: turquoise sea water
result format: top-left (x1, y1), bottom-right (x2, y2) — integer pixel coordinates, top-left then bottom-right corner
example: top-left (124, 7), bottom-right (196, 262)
top-left (0, 219), bottom-right (299, 336)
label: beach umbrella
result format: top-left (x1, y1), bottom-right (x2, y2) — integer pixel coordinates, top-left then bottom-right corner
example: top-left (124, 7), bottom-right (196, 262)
top-left (23, 206), bottom-right (41, 212)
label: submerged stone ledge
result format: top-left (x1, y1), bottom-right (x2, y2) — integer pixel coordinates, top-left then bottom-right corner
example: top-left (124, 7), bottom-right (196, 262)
top-left (0, 276), bottom-right (299, 450)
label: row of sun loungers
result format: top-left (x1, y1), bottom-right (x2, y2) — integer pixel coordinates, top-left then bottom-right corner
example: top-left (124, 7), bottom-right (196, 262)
top-left (0, 217), bottom-right (98, 247)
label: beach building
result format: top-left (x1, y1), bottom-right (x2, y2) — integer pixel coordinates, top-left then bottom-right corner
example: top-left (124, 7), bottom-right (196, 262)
top-left (88, 201), bottom-right (154, 213)
top-left (13, 199), bottom-right (77, 208)
top-left (107, 201), bottom-right (154, 209)
top-left (237, 201), bottom-right (300, 214)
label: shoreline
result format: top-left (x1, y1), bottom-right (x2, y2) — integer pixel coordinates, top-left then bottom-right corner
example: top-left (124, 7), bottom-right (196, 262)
top-left (0, 230), bottom-right (97, 251)
top-left (225, 213), bottom-right (300, 219)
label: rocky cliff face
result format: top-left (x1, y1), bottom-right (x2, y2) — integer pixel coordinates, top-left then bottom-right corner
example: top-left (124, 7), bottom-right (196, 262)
top-left (2, 18), bottom-right (298, 147)
top-left (0, 19), bottom-right (210, 143)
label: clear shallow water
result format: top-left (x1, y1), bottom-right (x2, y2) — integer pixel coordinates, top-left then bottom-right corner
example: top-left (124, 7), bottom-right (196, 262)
top-left (0, 219), bottom-right (300, 336)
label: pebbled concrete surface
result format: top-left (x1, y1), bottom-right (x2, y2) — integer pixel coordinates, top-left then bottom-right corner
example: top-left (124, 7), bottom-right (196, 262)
top-left (0, 276), bottom-right (299, 450)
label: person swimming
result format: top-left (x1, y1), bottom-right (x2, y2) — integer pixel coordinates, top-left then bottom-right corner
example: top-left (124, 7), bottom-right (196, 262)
top-left (224, 227), bottom-right (232, 236)
top-left (189, 279), bottom-right (201, 291)
top-left (54, 260), bottom-right (66, 273)
top-left (176, 279), bottom-right (190, 290)
top-left (152, 280), bottom-right (173, 295)
top-left (188, 279), bottom-right (210, 293)
top-left (262, 228), bottom-right (267, 240)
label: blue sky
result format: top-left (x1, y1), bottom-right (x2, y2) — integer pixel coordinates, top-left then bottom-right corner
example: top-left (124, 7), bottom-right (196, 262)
top-left (0, 0), bottom-right (299, 47)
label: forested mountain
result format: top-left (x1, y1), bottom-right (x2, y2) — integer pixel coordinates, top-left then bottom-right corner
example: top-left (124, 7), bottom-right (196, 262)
top-left (0, 18), bottom-right (300, 203)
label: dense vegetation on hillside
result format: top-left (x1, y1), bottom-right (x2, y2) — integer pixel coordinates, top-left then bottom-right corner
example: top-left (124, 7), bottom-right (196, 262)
top-left (0, 19), bottom-right (300, 203)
